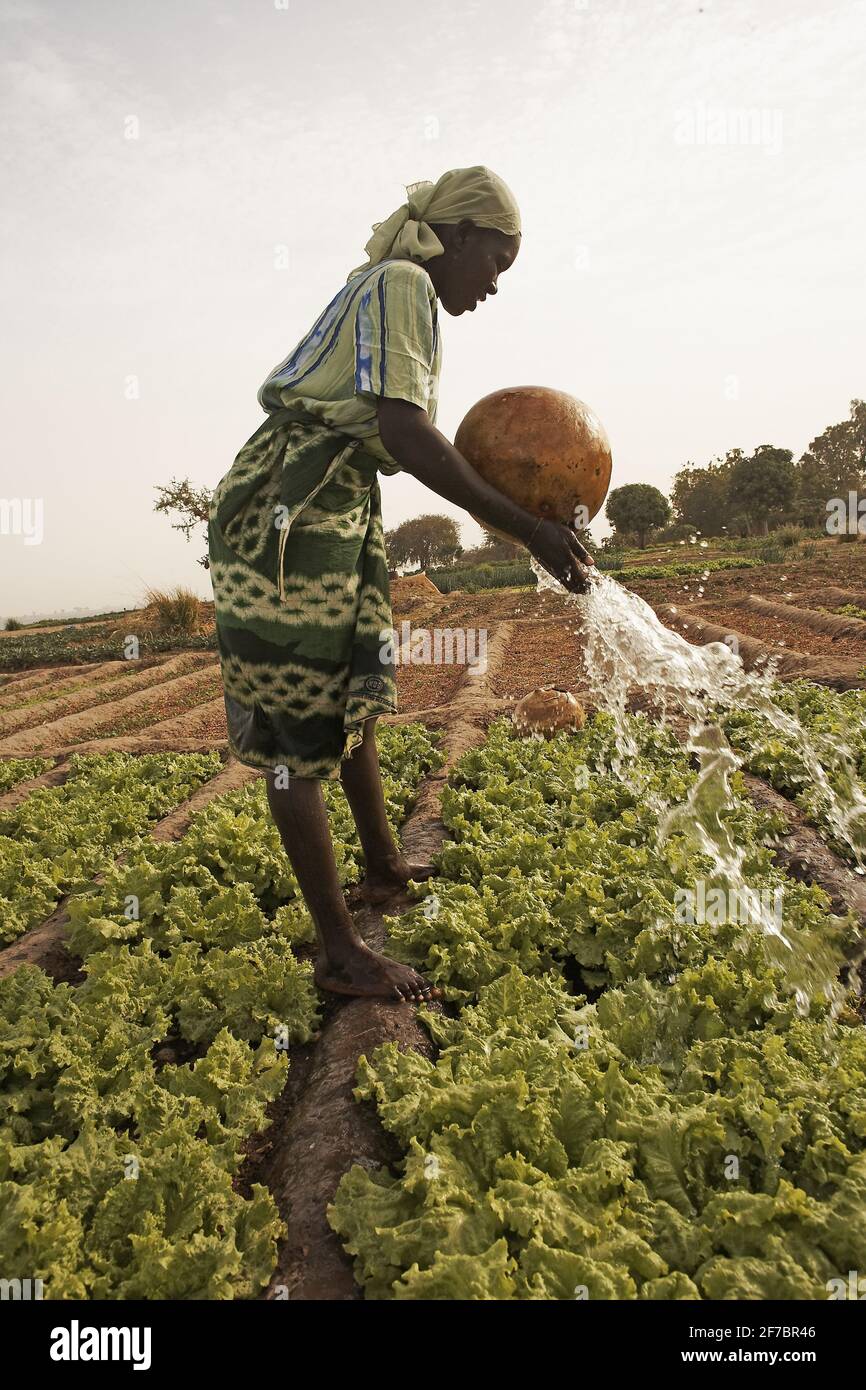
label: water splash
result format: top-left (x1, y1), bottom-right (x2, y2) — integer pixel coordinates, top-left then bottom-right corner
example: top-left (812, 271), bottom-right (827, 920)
top-left (530, 560), bottom-right (866, 1011)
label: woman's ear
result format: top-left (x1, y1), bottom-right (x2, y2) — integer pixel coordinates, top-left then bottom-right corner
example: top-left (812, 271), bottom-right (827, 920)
top-left (451, 218), bottom-right (474, 253)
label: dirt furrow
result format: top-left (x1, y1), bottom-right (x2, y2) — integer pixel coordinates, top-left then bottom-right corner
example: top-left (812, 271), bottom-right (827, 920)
top-left (0, 658), bottom-right (220, 755)
top-left (794, 586), bottom-right (866, 612)
top-left (654, 605), bottom-right (865, 689)
top-left (734, 594), bottom-right (866, 641)
top-left (0, 654), bottom-right (214, 737)
top-left (742, 774), bottom-right (866, 959)
top-left (29, 734), bottom-right (226, 757)
top-left (260, 623), bottom-right (515, 1300)
top-left (0, 757), bottom-right (66, 812)
top-left (0, 666), bottom-right (67, 695)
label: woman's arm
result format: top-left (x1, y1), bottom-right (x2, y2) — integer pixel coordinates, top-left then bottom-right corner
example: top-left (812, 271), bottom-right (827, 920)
top-left (376, 397), bottom-right (594, 593)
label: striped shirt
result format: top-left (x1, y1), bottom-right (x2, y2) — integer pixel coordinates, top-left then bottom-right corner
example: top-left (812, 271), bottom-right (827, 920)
top-left (257, 258), bottom-right (441, 475)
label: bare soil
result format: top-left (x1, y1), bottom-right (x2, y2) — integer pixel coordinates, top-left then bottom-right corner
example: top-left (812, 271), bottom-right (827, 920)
top-left (677, 603), bottom-right (866, 661)
top-left (0, 655), bottom-right (214, 737)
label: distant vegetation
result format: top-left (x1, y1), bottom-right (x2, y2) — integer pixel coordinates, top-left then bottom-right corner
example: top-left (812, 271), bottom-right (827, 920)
top-left (144, 586), bottom-right (202, 637)
top-left (0, 628), bottom-right (215, 674)
top-left (666, 398), bottom-right (866, 542)
top-left (429, 561), bottom-right (536, 593)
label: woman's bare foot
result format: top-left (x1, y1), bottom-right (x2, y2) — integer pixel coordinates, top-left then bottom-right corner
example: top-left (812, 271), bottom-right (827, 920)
top-left (357, 854), bottom-right (437, 906)
top-left (314, 939), bottom-right (441, 1002)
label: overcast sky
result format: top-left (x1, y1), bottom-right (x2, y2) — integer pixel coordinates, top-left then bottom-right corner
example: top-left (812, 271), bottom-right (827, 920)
top-left (2, 0), bottom-right (864, 617)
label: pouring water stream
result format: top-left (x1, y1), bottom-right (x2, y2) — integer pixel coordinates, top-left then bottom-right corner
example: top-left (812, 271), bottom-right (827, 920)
top-left (529, 560), bottom-right (866, 1014)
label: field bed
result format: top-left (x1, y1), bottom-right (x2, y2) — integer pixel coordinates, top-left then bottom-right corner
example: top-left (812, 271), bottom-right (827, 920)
top-left (0, 755), bottom-right (257, 981)
top-left (623, 548), bottom-right (866, 609)
top-left (0, 660), bottom-right (145, 712)
top-left (489, 618), bottom-right (586, 698)
top-left (4, 548), bottom-right (866, 1300)
top-left (0, 659), bottom-right (221, 755)
top-left (0, 725), bottom-right (443, 1299)
top-left (136, 696), bottom-right (229, 744)
top-left (680, 602), bottom-right (866, 661)
top-left (0, 654), bottom-right (214, 737)
top-left (72, 670), bottom-right (225, 740)
top-left (325, 713), bottom-right (866, 1300)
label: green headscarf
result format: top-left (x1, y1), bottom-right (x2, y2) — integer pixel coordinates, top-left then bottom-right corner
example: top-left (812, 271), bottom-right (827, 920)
top-left (346, 164), bottom-right (521, 282)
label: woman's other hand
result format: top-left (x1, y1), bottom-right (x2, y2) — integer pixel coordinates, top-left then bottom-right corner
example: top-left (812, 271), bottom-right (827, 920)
top-left (528, 519), bottom-right (595, 593)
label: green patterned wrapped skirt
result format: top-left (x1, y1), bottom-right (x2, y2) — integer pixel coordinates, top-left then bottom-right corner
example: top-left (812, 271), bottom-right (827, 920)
top-left (207, 402), bottom-right (397, 778)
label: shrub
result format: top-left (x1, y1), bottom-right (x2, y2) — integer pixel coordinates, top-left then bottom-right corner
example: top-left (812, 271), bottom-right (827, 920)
top-left (4, 618), bottom-right (23, 631)
top-left (144, 586), bottom-right (202, 636)
top-left (430, 563), bottom-right (535, 594)
top-left (776, 524), bottom-right (805, 548)
top-left (756, 542), bottom-right (784, 565)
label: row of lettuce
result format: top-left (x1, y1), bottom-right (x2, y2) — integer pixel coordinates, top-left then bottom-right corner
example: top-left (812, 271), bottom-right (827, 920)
top-left (428, 555), bottom-right (762, 595)
top-left (328, 713), bottom-right (866, 1299)
top-left (0, 751), bottom-right (223, 945)
top-left (0, 727), bottom-right (442, 1298)
top-left (0, 755), bottom-right (53, 796)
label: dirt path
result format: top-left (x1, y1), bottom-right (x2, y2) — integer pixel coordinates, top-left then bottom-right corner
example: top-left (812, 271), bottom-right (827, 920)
top-left (259, 622), bottom-right (515, 1300)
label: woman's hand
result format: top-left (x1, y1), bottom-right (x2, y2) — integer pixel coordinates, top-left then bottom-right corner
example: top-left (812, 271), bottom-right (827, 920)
top-left (528, 519), bottom-right (596, 593)
top-left (374, 403), bottom-right (598, 588)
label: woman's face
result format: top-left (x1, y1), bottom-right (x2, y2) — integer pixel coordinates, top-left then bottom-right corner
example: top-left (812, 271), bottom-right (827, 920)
top-left (425, 222), bottom-right (521, 316)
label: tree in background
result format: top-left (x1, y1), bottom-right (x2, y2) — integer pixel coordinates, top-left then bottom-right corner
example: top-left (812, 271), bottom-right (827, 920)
top-left (477, 525), bottom-right (524, 561)
top-left (153, 478), bottom-right (214, 568)
top-left (605, 483), bottom-right (671, 548)
top-left (384, 514), bottom-right (461, 572)
top-left (795, 398), bottom-right (866, 526)
top-left (671, 456), bottom-right (734, 536)
top-left (728, 445), bottom-right (795, 535)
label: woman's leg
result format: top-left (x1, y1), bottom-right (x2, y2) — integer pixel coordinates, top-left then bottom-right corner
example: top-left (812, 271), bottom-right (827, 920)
top-left (339, 716), bottom-right (435, 903)
top-left (265, 766), bottom-right (437, 1002)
